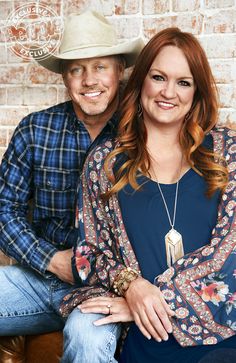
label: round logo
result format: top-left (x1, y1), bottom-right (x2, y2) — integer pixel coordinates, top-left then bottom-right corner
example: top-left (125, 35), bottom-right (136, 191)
top-left (5, 2), bottom-right (63, 60)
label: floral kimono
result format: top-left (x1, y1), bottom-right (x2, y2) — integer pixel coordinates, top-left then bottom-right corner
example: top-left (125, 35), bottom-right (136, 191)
top-left (60, 127), bottom-right (236, 347)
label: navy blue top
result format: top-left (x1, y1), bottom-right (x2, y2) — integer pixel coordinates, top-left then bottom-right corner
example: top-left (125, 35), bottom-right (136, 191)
top-left (117, 153), bottom-right (236, 362)
top-left (118, 168), bottom-right (220, 282)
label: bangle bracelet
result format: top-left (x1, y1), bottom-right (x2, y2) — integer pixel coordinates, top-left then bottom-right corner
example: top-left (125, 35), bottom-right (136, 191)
top-left (113, 267), bottom-right (139, 296)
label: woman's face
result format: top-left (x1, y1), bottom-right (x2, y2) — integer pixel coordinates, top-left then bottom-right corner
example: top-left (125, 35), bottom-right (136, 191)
top-left (141, 45), bottom-right (195, 130)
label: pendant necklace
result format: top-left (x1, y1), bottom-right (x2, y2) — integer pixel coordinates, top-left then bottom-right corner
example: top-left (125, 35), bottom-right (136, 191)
top-left (154, 164), bottom-right (184, 267)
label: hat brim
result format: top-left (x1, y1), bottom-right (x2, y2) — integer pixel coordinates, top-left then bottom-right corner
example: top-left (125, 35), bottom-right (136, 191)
top-left (36, 37), bottom-right (144, 73)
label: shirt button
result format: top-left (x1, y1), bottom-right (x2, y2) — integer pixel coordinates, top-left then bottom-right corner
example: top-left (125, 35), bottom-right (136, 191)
top-left (47, 180), bottom-right (51, 186)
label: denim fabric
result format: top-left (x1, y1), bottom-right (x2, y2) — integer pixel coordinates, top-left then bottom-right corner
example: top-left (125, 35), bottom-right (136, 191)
top-left (62, 309), bottom-right (121, 363)
top-left (0, 265), bottom-right (69, 334)
top-left (0, 265), bottom-right (121, 362)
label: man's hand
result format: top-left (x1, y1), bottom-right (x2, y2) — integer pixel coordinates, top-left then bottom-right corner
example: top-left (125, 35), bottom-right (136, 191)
top-left (47, 249), bottom-right (74, 284)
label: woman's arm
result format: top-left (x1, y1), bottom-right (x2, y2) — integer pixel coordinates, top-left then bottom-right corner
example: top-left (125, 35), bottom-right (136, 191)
top-left (72, 142), bottom-right (128, 289)
top-left (79, 296), bottom-right (134, 325)
top-left (155, 128), bottom-right (236, 347)
top-left (77, 278), bottom-right (175, 343)
top-left (125, 276), bottom-right (175, 341)
top-left (72, 142), bottom-right (175, 341)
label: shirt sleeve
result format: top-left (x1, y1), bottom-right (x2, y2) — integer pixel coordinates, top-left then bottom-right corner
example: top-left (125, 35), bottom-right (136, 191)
top-left (72, 144), bottom-right (126, 290)
top-left (155, 128), bottom-right (236, 347)
top-left (0, 117), bottom-right (58, 274)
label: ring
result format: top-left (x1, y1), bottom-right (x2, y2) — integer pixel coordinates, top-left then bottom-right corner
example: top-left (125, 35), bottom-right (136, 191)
top-left (107, 304), bottom-right (112, 315)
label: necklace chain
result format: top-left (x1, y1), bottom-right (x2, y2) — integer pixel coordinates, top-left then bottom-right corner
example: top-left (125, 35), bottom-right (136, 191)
top-left (156, 180), bottom-right (179, 229)
top-left (151, 155), bottom-right (184, 267)
top-left (152, 155), bottom-right (182, 229)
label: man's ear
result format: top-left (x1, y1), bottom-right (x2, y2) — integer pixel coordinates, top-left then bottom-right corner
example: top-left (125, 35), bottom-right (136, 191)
top-left (119, 69), bottom-right (125, 81)
top-left (62, 73), bottom-right (68, 88)
top-left (61, 60), bottom-right (69, 87)
top-left (115, 55), bottom-right (125, 79)
top-left (118, 59), bottom-right (125, 81)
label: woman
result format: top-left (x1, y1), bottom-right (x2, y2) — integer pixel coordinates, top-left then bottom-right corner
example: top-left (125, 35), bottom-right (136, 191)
top-left (61, 28), bottom-right (236, 362)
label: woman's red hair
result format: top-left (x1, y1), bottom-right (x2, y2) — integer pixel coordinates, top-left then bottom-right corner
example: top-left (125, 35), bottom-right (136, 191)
top-left (104, 28), bottom-right (228, 198)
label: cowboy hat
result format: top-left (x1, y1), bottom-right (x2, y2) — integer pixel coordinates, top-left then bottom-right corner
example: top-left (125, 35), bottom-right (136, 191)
top-left (36, 10), bottom-right (144, 73)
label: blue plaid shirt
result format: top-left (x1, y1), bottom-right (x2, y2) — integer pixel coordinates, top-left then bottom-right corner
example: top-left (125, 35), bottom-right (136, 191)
top-left (0, 101), bottom-right (117, 275)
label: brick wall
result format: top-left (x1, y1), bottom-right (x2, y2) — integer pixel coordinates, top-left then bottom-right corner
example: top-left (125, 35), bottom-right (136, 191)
top-left (0, 0), bottom-right (235, 264)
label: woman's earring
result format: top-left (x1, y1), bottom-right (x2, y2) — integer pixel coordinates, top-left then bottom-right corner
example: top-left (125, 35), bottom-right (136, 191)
top-left (138, 103), bottom-right (143, 118)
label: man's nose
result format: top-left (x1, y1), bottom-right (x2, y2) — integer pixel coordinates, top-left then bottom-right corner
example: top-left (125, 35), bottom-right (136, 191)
top-left (82, 70), bottom-right (98, 86)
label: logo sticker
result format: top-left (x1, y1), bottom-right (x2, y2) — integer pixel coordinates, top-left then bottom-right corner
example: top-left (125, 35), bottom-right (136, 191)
top-left (3, 2), bottom-right (63, 60)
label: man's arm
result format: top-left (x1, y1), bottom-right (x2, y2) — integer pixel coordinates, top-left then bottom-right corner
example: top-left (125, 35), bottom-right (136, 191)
top-left (0, 118), bottom-right (59, 275)
top-left (48, 249), bottom-right (74, 284)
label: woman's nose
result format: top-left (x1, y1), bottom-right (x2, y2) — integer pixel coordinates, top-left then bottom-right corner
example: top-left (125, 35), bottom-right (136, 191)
top-left (161, 81), bottom-right (176, 98)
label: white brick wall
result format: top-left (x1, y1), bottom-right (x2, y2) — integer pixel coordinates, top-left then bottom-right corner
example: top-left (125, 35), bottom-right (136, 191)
top-left (0, 0), bottom-right (235, 264)
top-left (0, 0), bottom-right (235, 156)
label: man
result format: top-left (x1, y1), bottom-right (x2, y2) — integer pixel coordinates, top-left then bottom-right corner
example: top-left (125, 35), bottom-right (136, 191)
top-left (0, 10), bottom-right (143, 362)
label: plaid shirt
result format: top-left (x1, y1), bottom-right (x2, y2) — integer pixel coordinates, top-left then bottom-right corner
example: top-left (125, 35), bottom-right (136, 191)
top-left (0, 101), bottom-right (117, 275)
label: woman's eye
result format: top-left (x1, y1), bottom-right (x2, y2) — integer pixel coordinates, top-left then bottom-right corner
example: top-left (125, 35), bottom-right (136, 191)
top-left (179, 80), bottom-right (191, 87)
top-left (152, 75), bottom-right (164, 81)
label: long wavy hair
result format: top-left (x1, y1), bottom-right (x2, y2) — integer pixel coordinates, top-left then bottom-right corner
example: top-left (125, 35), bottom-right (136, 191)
top-left (104, 27), bottom-right (228, 198)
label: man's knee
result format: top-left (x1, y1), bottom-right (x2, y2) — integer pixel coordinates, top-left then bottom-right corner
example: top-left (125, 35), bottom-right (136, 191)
top-left (63, 309), bottom-right (121, 348)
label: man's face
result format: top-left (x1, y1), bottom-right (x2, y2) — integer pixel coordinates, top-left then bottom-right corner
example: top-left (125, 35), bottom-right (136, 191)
top-left (62, 56), bottom-right (124, 123)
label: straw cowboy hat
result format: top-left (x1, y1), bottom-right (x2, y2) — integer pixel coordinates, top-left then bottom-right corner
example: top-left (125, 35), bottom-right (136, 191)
top-left (37, 10), bottom-right (144, 73)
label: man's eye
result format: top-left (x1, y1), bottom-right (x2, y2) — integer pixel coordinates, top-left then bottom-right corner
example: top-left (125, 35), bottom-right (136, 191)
top-left (179, 80), bottom-right (191, 87)
top-left (152, 75), bottom-right (164, 81)
top-left (97, 65), bottom-right (106, 70)
top-left (70, 67), bottom-right (83, 76)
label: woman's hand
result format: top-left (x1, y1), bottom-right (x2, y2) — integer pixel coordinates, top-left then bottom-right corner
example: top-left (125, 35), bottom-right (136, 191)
top-left (78, 296), bottom-right (134, 326)
top-left (125, 277), bottom-right (175, 342)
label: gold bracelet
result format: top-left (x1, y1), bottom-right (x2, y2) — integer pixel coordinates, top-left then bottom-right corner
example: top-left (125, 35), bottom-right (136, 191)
top-left (113, 267), bottom-right (139, 296)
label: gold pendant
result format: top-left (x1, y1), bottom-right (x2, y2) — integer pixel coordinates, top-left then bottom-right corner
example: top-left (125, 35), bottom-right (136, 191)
top-left (165, 229), bottom-right (184, 267)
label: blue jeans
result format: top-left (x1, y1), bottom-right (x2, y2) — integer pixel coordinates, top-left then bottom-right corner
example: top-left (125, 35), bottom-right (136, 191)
top-left (0, 265), bottom-right (121, 362)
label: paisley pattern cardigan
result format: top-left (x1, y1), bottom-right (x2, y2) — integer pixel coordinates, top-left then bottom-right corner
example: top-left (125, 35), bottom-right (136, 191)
top-left (60, 127), bottom-right (236, 347)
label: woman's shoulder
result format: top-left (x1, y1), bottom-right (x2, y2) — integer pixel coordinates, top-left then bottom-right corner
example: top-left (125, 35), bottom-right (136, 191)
top-left (84, 139), bottom-right (117, 171)
top-left (210, 126), bottom-right (236, 156)
top-left (210, 126), bottom-right (236, 141)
